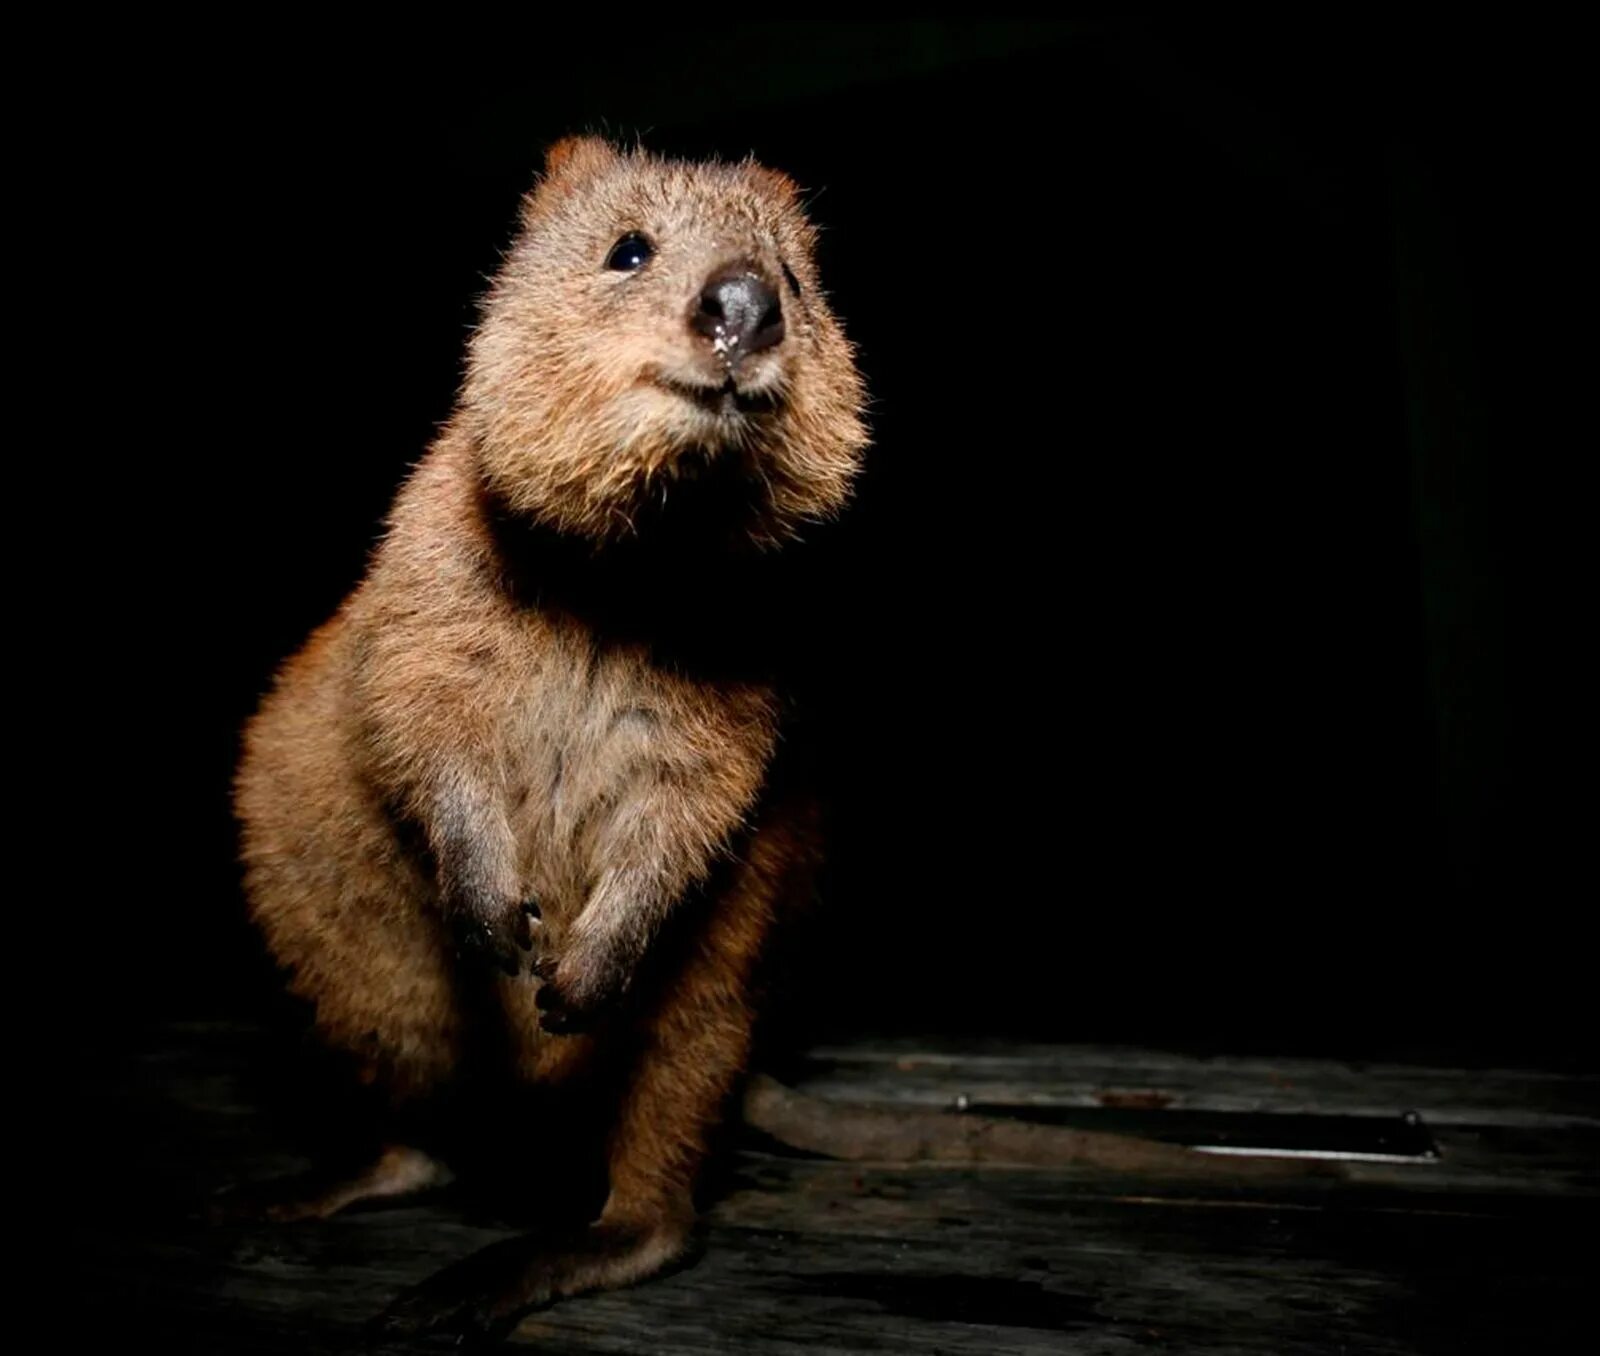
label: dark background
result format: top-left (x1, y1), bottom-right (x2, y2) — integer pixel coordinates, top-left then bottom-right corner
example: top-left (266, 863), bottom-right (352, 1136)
top-left (63, 18), bottom-right (1583, 1064)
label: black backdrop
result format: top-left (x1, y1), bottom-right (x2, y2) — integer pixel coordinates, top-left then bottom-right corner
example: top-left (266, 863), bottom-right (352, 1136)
top-left (64, 18), bottom-right (1583, 1062)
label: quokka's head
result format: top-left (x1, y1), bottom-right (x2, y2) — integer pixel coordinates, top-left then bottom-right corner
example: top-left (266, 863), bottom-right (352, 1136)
top-left (464, 136), bottom-right (868, 549)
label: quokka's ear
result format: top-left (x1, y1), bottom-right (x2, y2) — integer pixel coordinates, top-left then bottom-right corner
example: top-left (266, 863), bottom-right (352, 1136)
top-left (520, 136), bottom-right (622, 226)
top-left (543, 135), bottom-right (620, 180)
top-left (748, 163), bottom-right (802, 205)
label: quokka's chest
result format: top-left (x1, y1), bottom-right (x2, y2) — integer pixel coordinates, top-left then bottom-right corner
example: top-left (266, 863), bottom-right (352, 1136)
top-left (484, 633), bottom-right (780, 899)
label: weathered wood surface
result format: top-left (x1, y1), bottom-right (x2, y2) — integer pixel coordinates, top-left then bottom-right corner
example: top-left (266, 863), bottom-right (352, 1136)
top-left (789, 1040), bottom-right (1600, 1128)
top-left (779, 1042), bottom-right (1600, 1204)
top-left (80, 1023), bottom-right (1594, 1353)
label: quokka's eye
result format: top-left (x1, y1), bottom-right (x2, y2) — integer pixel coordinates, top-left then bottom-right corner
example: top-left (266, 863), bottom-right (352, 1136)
top-left (781, 262), bottom-right (803, 296)
top-left (606, 232), bottom-right (654, 271)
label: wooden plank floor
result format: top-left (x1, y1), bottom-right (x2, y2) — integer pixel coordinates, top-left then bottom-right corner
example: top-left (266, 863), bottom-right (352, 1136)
top-left (78, 1025), bottom-right (1595, 1353)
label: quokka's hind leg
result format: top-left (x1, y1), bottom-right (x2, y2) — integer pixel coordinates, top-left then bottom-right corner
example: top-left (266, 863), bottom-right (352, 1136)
top-left (369, 983), bottom-right (742, 1342)
top-left (373, 818), bottom-right (799, 1343)
top-left (207, 1144), bottom-right (454, 1224)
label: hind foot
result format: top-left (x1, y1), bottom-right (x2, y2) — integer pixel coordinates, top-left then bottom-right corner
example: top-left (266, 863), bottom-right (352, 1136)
top-left (207, 1144), bottom-right (452, 1224)
top-left (370, 1211), bottom-right (693, 1343)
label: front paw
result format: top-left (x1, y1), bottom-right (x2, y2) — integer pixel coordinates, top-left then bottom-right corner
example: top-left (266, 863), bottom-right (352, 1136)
top-left (532, 942), bottom-right (626, 1035)
top-left (448, 897), bottom-right (542, 978)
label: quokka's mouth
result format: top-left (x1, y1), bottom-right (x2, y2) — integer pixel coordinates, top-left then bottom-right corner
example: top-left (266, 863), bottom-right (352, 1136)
top-left (651, 375), bottom-right (784, 417)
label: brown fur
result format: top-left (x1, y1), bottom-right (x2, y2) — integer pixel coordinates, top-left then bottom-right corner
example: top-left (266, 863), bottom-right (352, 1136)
top-left (232, 136), bottom-right (866, 1340)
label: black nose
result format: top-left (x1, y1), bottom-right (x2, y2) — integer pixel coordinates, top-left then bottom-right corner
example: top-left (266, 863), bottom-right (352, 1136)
top-left (690, 264), bottom-right (785, 363)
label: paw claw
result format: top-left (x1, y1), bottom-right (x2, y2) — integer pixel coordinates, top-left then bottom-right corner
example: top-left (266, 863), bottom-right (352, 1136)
top-left (534, 982), bottom-right (573, 1033)
top-left (532, 948), bottom-right (625, 1034)
top-left (450, 912), bottom-right (526, 977)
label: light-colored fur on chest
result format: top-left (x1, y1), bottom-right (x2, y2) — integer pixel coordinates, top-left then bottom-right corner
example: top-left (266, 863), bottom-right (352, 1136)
top-left (364, 594), bottom-right (779, 939)
top-left (350, 429), bottom-right (779, 968)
